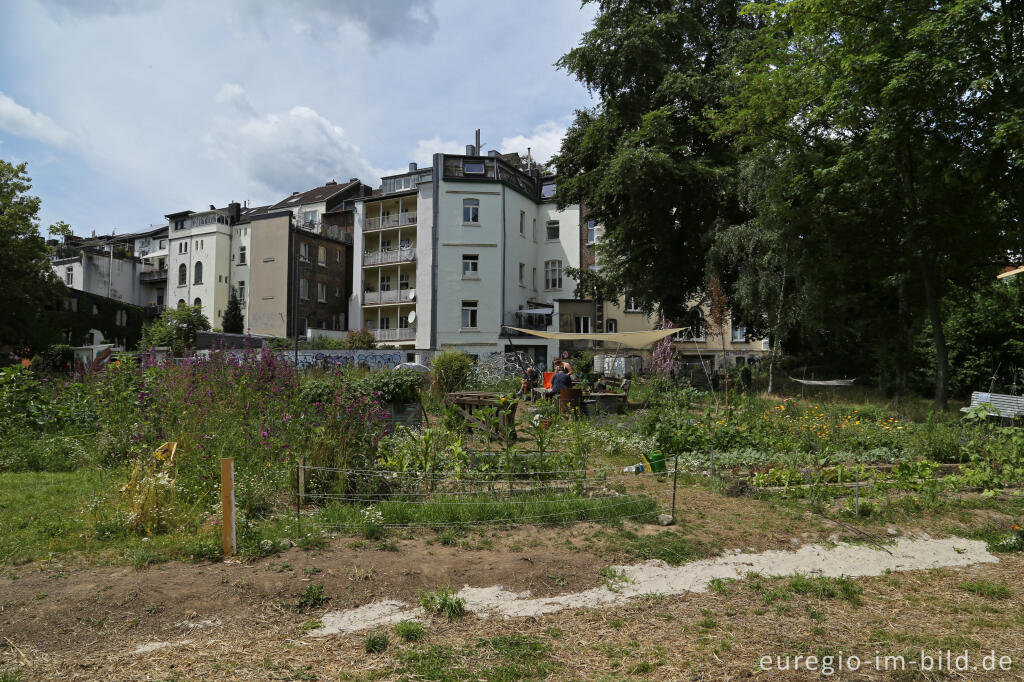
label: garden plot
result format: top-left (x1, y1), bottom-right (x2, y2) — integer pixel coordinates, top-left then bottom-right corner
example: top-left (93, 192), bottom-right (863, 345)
top-left (311, 535), bottom-right (997, 635)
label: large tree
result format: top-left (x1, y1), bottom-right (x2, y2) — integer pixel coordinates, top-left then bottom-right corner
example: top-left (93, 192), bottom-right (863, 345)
top-left (716, 0), bottom-right (1019, 409)
top-left (554, 0), bottom-right (755, 317)
top-left (0, 160), bottom-right (66, 353)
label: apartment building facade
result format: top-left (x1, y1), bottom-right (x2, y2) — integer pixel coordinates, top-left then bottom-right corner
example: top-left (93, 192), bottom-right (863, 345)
top-left (350, 145), bottom-right (581, 365)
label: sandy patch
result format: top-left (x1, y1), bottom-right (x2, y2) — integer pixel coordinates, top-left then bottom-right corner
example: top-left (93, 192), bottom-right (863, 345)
top-left (131, 640), bottom-right (191, 655)
top-left (313, 536), bottom-right (996, 632)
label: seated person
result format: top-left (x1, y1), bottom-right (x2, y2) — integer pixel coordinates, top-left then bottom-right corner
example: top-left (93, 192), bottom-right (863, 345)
top-left (547, 367), bottom-right (574, 397)
top-left (519, 365), bottom-right (539, 396)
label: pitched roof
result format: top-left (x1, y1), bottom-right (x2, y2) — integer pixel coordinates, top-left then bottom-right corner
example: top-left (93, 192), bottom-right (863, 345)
top-left (268, 180), bottom-right (359, 210)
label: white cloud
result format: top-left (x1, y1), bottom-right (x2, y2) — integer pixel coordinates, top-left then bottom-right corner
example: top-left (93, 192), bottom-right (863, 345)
top-left (205, 87), bottom-right (378, 201)
top-left (500, 121), bottom-right (566, 164)
top-left (0, 92), bottom-right (71, 148)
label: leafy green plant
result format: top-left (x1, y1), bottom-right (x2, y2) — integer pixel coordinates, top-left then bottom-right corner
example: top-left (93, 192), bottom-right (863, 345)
top-left (365, 631), bottom-right (389, 654)
top-left (419, 587), bottom-right (466, 621)
top-left (431, 351), bottom-right (475, 394)
top-left (394, 620), bottom-right (425, 642)
top-left (296, 583), bottom-right (327, 611)
top-left (959, 580), bottom-right (1011, 600)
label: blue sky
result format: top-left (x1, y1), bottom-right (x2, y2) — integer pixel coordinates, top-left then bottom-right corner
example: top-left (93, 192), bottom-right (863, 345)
top-left (0, 0), bottom-right (596, 235)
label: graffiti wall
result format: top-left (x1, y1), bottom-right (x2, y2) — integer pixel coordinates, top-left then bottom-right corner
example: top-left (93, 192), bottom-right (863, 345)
top-left (218, 348), bottom-right (407, 370)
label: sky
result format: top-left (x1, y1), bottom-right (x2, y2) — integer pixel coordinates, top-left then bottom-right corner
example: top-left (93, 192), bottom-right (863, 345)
top-left (0, 0), bottom-right (597, 235)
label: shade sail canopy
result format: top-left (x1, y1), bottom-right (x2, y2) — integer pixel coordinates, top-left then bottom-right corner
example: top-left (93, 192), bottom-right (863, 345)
top-left (504, 326), bottom-right (683, 348)
top-left (142, 249), bottom-right (168, 260)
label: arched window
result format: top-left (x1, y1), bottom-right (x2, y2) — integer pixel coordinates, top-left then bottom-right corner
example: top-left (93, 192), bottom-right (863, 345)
top-left (193, 297), bottom-right (202, 308)
top-left (177, 299), bottom-right (186, 307)
top-left (177, 264), bottom-right (187, 286)
top-left (193, 261), bottom-right (203, 284)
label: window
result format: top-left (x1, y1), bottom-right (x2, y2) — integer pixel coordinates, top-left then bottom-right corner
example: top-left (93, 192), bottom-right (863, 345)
top-left (732, 321), bottom-right (747, 343)
top-left (462, 254), bottom-right (479, 278)
top-left (586, 220), bottom-right (602, 244)
top-left (399, 313), bottom-right (410, 329)
top-left (336, 249), bottom-right (340, 263)
top-left (177, 299), bottom-right (185, 307)
top-left (574, 316), bottom-right (592, 334)
top-left (302, 209), bottom-right (318, 226)
top-left (238, 246), bottom-right (246, 265)
top-left (380, 275), bottom-right (392, 291)
top-left (532, 218), bottom-right (536, 241)
top-left (299, 279), bottom-right (309, 300)
top-left (193, 297), bottom-right (202, 308)
top-left (546, 220), bottom-right (559, 240)
top-left (177, 264), bottom-right (187, 286)
top-left (379, 316), bottom-right (390, 330)
top-left (518, 263), bottom-right (525, 284)
top-left (159, 239), bottom-right (166, 249)
top-left (299, 243), bottom-right (310, 261)
top-left (519, 211), bottom-right (525, 236)
top-left (193, 262), bottom-right (203, 284)
top-left (174, 219), bottom-right (186, 231)
top-left (178, 242), bottom-right (188, 254)
top-left (64, 266), bottom-right (73, 285)
top-left (463, 160), bottom-right (485, 174)
top-left (317, 282), bottom-right (327, 303)
top-left (625, 295), bottom-right (642, 312)
top-left (399, 272), bottom-right (410, 290)
top-left (541, 182), bottom-right (556, 198)
top-left (238, 281), bottom-right (246, 307)
top-left (158, 257), bottom-right (166, 269)
top-left (676, 310), bottom-right (705, 341)
top-left (317, 246), bottom-right (326, 266)
top-left (461, 300), bottom-right (478, 328)
top-left (463, 198), bottom-right (479, 224)
top-left (544, 260), bottom-right (562, 290)
top-left (335, 286), bottom-right (341, 297)
top-left (606, 319), bottom-right (618, 333)
top-left (532, 267), bottom-right (537, 290)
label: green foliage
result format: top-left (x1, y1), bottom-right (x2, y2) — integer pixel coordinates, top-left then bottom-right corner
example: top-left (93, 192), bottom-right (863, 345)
top-left (296, 583), bottom-right (327, 611)
top-left (355, 368), bottom-right (424, 405)
top-left (364, 631), bottom-right (389, 654)
top-left (959, 580), bottom-right (1011, 600)
top-left (787, 574), bottom-right (862, 605)
top-left (393, 619), bottom-right (425, 642)
top-left (338, 328), bottom-right (376, 350)
top-left (38, 344), bottom-right (74, 373)
top-left (222, 287), bottom-right (244, 334)
top-left (139, 305), bottom-right (211, 354)
top-left (419, 587), bottom-right (466, 621)
top-left (431, 350), bottom-right (475, 394)
top-left (0, 159), bottom-right (66, 353)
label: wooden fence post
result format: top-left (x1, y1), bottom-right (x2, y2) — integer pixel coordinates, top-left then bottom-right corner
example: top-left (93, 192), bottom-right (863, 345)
top-left (221, 458), bottom-right (236, 556)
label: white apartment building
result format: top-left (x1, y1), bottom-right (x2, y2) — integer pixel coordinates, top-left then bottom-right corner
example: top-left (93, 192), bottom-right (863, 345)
top-left (165, 204), bottom-right (240, 328)
top-left (350, 145), bottom-right (581, 365)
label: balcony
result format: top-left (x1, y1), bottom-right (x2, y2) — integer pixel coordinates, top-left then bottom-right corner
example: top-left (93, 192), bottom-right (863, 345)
top-left (372, 327), bottom-right (415, 342)
top-left (363, 289), bottom-right (415, 305)
top-left (363, 246), bottom-right (416, 266)
top-left (364, 211), bottom-right (417, 232)
top-left (140, 268), bottom-right (168, 283)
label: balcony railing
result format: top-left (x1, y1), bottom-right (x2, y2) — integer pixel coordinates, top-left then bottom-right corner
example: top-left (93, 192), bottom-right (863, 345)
top-left (364, 211), bottom-right (417, 232)
top-left (363, 246), bottom-right (416, 266)
top-left (371, 327), bottom-right (415, 342)
top-left (363, 289), bottom-right (415, 305)
top-left (140, 268), bottom-right (168, 283)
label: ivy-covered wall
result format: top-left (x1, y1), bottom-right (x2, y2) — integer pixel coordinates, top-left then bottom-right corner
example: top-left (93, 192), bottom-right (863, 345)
top-left (46, 290), bottom-right (148, 349)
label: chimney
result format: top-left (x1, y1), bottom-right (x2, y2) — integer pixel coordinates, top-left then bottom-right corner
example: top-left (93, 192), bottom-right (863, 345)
top-left (325, 179), bottom-right (336, 185)
top-left (349, 178), bottom-right (358, 183)
top-left (209, 204), bottom-right (215, 210)
top-left (475, 128), bottom-right (481, 155)
top-left (292, 191), bottom-right (299, 195)
top-left (408, 162), bottom-right (417, 172)
top-left (488, 149), bottom-right (499, 157)
top-left (228, 202), bottom-right (241, 223)
top-left (465, 144), bottom-right (475, 156)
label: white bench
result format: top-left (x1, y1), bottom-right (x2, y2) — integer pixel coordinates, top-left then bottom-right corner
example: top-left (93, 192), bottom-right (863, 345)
top-left (961, 391), bottom-right (1024, 420)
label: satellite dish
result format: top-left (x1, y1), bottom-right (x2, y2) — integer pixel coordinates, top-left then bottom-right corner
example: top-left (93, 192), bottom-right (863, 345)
top-left (408, 311), bottom-right (417, 324)
top-left (408, 288), bottom-right (416, 301)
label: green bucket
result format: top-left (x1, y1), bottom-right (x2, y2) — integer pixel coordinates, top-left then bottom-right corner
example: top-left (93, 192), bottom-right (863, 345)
top-left (641, 450), bottom-right (667, 473)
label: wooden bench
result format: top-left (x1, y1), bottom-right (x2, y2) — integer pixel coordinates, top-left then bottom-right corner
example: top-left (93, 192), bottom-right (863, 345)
top-left (961, 391), bottom-right (1024, 420)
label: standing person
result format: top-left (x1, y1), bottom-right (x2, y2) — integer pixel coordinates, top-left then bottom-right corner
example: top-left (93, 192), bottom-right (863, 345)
top-left (547, 366), bottom-right (573, 398)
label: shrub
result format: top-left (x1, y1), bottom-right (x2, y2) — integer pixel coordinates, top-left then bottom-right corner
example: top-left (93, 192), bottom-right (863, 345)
top-left (431, 351), bottom-right (475, 394)
top-left (357, 369), bottom-right (424, 405)
top-left (340, 329), bottom-right (377, 350)
top-left (419, 587), bottom-right (466, 621)
top-left (296, 583), bottom-right (328, 611)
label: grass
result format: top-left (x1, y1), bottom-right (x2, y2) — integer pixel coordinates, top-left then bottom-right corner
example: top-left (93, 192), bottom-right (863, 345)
top-left (959, 580), bottom-right (1012, 600)
top-left (590, 528), bottom-right (717, 565)
top-left (394, 620), bottom-right (425, 642)
top-left (316, 493), bottom-right (659, 530)
top-left (419, 587), bottom-right (467, 621)
top-left (364, 632), bottom-right (388, 654)
top-left (787, 574), bottom-right (863, 605)
top-left (395, 635), bottom-right (558, 681)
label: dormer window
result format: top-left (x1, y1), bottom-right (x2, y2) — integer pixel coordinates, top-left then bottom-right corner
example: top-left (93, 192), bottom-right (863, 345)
top-left (463, 160), bottom-right (485, 175)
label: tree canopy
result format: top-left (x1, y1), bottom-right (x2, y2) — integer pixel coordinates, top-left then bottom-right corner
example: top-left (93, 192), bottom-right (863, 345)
top-left (0, 160), bottom-right (67, 354)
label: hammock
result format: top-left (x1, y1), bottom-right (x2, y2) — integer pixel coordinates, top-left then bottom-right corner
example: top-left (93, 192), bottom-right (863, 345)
top-left (788, 376), bottom-right (856, 387)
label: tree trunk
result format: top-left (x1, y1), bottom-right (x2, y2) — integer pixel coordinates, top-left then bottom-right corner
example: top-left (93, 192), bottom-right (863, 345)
top-left (920, 255), bottom-right (949, 411)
